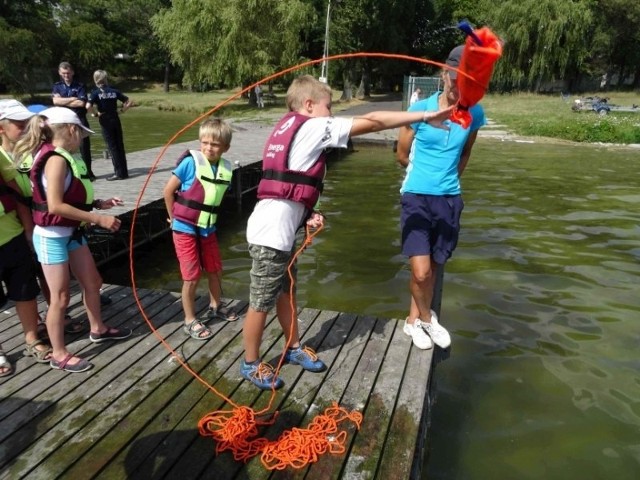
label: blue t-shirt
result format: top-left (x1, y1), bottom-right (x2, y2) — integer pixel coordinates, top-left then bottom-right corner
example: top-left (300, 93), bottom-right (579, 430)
top-left (401, 92), bottom-right (486, 196)
top-left (170, 155), bottom-right (221, 236)
top-left (52, 80), bottom-right (88, 116)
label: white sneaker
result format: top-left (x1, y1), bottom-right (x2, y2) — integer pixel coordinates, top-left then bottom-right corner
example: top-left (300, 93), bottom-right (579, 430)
top-left (421, 310), bottom-right (451, 349)
top-left (403, 317), bottom-right (433, 350)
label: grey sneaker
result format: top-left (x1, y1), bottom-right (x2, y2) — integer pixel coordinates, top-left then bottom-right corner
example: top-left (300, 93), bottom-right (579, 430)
top-left (421, 310), bottom-right (451, 349)
top-left (403, 317), bottom-right (433, 350)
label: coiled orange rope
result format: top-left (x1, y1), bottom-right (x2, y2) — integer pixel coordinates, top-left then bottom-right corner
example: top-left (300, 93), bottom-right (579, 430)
top-left (128, 52), bottom-right (462, 470)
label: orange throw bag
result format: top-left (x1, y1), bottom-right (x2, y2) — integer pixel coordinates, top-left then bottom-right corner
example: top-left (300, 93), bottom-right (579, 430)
top-left (450, 25), bottom-right (503, 129)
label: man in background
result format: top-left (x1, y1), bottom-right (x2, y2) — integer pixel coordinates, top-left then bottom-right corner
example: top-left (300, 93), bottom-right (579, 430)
top-left (52, 62), bottom-right (95, 181)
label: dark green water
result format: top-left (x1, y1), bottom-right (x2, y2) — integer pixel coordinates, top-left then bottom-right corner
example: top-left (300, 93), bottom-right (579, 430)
top-left (104, 138), bottom-right (640, 479)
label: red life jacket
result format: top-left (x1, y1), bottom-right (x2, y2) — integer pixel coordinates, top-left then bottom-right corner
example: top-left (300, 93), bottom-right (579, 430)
top-left (172, 150), bottom-right (233, 228)
top-left (30, 145), bottom-right (93, 227)
top-left (257, 112), bottom-right (326, 210)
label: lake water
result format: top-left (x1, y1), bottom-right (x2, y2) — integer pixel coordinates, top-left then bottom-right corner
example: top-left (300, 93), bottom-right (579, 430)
top-left (104, 138), bottom-right (640, 479)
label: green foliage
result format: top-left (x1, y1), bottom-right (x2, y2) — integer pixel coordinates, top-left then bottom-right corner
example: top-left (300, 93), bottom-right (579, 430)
top-left (490, 0), bottom-right (593, 91)
top-left (152, 0), bottom-right (314, 88)
top-left (0, 18), bottom-right (53, 94)
top-left (59, 22), bottom-right (117, 68)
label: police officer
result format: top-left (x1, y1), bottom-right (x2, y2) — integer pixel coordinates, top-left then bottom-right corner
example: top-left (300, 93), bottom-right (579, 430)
top-left (87, 70), bottom-right (133, 181)
top-left (52, 62), bottom-right (95, 181)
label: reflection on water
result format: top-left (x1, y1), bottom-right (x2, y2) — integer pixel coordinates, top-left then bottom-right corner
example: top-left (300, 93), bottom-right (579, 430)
top-left (108, 140), bottom-right (640, 478)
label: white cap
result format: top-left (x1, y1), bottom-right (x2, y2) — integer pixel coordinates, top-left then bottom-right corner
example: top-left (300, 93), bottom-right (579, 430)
top-left (40, 106), bottom-right (95, 137)
top-left (0, 99), bottom-right (35, 121)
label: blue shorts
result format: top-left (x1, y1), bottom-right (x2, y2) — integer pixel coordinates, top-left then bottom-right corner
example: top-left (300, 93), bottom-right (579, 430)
top-left (248, 244), bottom-right (296, 312)
top-left (33, 231), bottom-right (86, 265)
top-left (400, 193), bottom-right (464, 264)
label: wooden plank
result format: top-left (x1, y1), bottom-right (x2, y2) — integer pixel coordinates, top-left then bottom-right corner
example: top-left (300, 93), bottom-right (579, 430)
top-left (57, 298), bottom-right (246, 478)
top-left (265, 313), bottom-right (377, 480)
top-left (0, 287), bottom-right (172, 477)
top-left (341, 318), bottom-right (414, 478)
top-left (93, 304), bottom-right (286, 479)
top-left (159, 308), bottom-right (328, 480)
top-left (377, 333), bottom-right (433, 479)
top-left (0, 287), bottom-right (436, 480)
top-left (303, 315), bottom-right (395, 480)
top-left (228, 309), bottom-right (343, 479)
top-left (0, 284), bottom-right (135, 427)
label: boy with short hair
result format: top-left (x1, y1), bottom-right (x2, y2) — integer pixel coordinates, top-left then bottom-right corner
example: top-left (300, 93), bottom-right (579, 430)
top-left (241, 75), bottom-right (454, 390)
top-left (163, 118), bottom-right (239, 341)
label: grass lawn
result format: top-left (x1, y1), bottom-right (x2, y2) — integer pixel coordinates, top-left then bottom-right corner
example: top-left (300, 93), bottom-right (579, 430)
top-left (127, 85), bottom-right (640, 144)
top-left (6, 84), bottom-right (640, 144)
top-left (482, 91), bottom-right (640, 144)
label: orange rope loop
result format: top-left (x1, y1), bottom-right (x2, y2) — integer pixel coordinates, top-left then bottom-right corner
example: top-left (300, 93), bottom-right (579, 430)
top-left (128, 52), bottom-right (452, 471)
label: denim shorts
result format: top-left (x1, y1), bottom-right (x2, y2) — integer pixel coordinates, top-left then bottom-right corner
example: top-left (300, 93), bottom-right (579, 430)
top-left (33, 231), bottom-right (86, 265)
top-left (0, 233), bottom-right (40, 307)
top-left (400, 192), bottom-right (464, 264)
top-left (248, 244), bottom-right (296, 312)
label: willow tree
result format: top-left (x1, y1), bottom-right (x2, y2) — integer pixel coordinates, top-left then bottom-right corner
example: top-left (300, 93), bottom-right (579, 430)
top-left (151, 0), bottom-right (314, 89)
top-left (490, 0), bottom-right (593, 91)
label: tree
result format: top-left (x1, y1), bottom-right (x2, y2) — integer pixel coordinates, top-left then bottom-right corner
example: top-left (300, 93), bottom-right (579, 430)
top-left (488, 0), bottom-right (593, 91)
top-left (328, 0), bottom-right (431, 99)
top-left (590, 0), bottom-right (640, 88)
top-left (151, 0), bottom-right (314, 89)
top-left (0, 1), bottom-right (59, 95)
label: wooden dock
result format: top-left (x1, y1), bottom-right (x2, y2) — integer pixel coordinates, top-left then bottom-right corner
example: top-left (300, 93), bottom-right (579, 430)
top-left (0, 284), bottom-right (435, 479)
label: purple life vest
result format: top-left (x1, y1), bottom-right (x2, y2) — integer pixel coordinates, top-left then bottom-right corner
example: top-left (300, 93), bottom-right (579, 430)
top-left (257, 112), bottom-right (326, 210)
top-left (31, 144), bottom-right (93, 227)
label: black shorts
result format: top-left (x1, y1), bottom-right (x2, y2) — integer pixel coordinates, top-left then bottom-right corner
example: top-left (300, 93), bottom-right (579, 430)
top-left (0, 233), bottom-right (40, 308)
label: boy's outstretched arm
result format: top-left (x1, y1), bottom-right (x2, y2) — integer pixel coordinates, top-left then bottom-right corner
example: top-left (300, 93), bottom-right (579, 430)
top-left (349, 105), bottom-right (454, 137)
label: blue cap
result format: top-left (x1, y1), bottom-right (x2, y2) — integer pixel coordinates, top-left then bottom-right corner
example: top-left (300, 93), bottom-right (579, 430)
top-left (27, 104), bottom-right (48, 114)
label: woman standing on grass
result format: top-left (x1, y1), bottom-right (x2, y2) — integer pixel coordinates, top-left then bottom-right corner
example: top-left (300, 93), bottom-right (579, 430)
top-left (14, 107), bottom-right (131, 373)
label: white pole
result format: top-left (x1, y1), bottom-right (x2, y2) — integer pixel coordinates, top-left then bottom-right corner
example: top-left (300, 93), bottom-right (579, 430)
top-left (319, 0), bottom-right (331, 83)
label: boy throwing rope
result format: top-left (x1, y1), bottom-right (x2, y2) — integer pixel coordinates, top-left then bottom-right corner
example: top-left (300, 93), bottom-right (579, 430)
top-left (241, 75), bottom-right (454, 390)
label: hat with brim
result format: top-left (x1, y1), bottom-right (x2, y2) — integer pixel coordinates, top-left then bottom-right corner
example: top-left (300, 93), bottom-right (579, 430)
top-left (446, 45), bottom-right (464, 80)
top-left (0, 99), bottom-right (35, 121)
top-left (40, 106), bottom-right (95, 137)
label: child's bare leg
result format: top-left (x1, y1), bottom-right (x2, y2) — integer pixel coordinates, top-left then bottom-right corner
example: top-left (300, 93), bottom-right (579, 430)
top-left (15, 299), bottom-right (42, 345)
top-left (206, 271), bottom-right (222, 309)
top-left (41, 263), bottom-right (71, 360)
top-left (276, 291), bottom-right (300, 349)
top-left (243, 308), bottom-right (267, 362)
top-left (69, 245), bottom-right (105, 332)
top-left (181, 279), bottom-right (199, 322)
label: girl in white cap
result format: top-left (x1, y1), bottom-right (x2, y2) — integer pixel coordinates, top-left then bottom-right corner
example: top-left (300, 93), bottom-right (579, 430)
top-left (0, 99), bottom-right (54, 374)
top-left (14, 107), bottom-right (131, 373)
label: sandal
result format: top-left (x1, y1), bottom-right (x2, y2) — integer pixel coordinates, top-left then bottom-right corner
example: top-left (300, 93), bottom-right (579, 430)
top-left (208, 305), bottom-right (240, 322)
top-left (64, 317), bottom-right (86, 334)
top-left (50, 353), bottom-right (92, 373)
top-left (89, 327), bottom-right (132, 343)
top-left (23, 339), bottom-right (53, 363)
top-left (0, 350), bottom-right (13, 377)
top-left (183, 319), bottom-right (213, 340)
top-left (39, 313), bottom-right (86, 336)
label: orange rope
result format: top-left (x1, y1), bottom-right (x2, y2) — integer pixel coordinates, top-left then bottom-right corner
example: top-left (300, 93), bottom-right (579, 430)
top-left (128, 52), bottom-right (457, 470)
